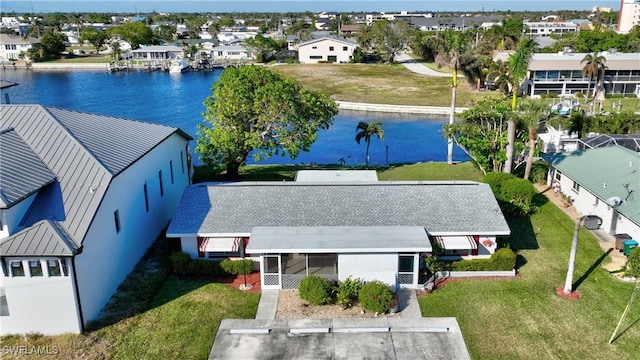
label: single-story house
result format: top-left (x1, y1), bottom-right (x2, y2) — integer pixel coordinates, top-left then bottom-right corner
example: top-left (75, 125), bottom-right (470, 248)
top-left (130, 45), bottom-right (184, 62)
top-left (0, 105), bottom-right (192, 335)
top-left (547, 146), bottom-right (640, 240)
top-left (210, 45), bottom-right (251, 61)
top-left (297, 36), bottom-right (358, 64)
top-left (166, 175), bottom-right (510, 291)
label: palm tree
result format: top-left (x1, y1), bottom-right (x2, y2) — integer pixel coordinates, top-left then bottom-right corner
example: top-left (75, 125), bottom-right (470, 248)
top-left (441, 29), bottom-right (472, 164)
top-left (486, 60), bottom-right (512, 95)
top-left (504, 37), bottom-right (535, 174)
top-left (355, 121), bottom-right (384, 167)
top-left (518, 99), bottom-right (548, 180)
top-left (581, 52), bottom-right (606, 102)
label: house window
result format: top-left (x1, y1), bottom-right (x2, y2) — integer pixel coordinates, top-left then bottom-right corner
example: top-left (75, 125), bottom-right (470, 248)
top-left (143, 182), bottom-right (149, 212)
top-left (310, 55), bottom-right (322, 59)
top-left (398, 255), bottom-right (414, 273)
top-left (61, 259), bottom-right (69, 276)
top-left (343, 46), bottom-right (348, 51)
top-left (572, 181), bottom-right (580, 193)
top-left (10, 261), bottom-right (24, 277)
top-left (158, 170), bottom-right (164, 197)
top-left (555, 170), bottom-right (562, 181)
top-left (329, 46), bottom-right (334, 51)
top-left (170, 161), bottom-right (175, 184)
top-left (114, 210), bottom-right (121, 233)
top-left (312, 46), bottom-right (317, 49)
top-left (307, 254), bottom-right (337, 274)
top-left (47, 260), bottom-right (61, 276)
top-left (180, 151), bottom-right (185, 174)
top-left (29, 260), bottom-right (43, 277)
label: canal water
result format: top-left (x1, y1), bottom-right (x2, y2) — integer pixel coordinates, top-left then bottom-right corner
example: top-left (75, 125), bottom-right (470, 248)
top-left (1, 68), bottom-right (467, 166)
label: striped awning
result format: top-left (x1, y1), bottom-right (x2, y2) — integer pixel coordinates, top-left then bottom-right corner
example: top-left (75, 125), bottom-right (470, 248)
top-left (199, 237), bottom-right (240, 252)
top-left (436, 236), bottom-right (478, 250)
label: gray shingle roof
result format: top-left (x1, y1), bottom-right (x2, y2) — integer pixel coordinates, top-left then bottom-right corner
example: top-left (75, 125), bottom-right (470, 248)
top-left (0, 220), bottom-right (78, 256)
top-left (167, 181), bottom-right (511, 236)
top-left (1, 104), bottom-right (191, 256)
top-left (0, 128), bottom-right (56, 208)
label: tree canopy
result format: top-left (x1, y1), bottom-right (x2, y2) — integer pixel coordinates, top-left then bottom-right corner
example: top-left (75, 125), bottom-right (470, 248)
top-left (370, 20), bottom-right (412, 64)
top-left (109, 21), bottom-right (153, 49)
top-left (196, 66), bottom-right (338, 177)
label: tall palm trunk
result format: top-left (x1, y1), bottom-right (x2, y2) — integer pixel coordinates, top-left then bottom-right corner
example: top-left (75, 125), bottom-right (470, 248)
top-left (584, 79), bottom-right (592, 104)
top-left (504, 90), bottom-right (518, 173)
top-left (447, 67), bottom-right (457, 165)
top-left (365, 140), bottom-right (371, 167)
top-left (524, 127), bottom-right (536, 179)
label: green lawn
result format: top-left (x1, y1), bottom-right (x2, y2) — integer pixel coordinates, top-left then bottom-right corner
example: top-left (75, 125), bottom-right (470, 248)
top-left (272, 63), bottom-right (486, 107)
top-left (420, 197), bottom-right (640, 359)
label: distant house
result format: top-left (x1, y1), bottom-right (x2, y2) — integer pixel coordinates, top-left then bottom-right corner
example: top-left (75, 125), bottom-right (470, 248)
top-left (210, 45), bottom-right (251, 61)
top-left (0, 105), bottom-right (192, 335)
top-left (547, 146), bottom-right (640, 240)
top-left (166, 172), bottom-right (510, 291)
top-left (130, 45), bottom-right (184, 62)
top-left (0, 34), bottom-right (40, 62)
top-left (297, 36), bottom-right (358, 64)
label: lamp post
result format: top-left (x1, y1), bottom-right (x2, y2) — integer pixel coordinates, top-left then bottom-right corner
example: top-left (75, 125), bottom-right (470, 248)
top-left (563, 215), bottom-right (602, 294)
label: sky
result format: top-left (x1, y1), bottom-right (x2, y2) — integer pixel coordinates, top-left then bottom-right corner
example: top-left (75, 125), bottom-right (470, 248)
top-left (0, 1), bottom-right (623, 14)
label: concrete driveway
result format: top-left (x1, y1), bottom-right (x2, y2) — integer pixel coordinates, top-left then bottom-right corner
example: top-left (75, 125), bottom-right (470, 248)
top-left (395, 52), bottom-right (454, 78)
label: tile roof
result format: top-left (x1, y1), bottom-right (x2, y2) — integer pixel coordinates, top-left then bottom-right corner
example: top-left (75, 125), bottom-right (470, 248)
top-left (0, 129), bottom-right (56, 208)
top-left (549, 146), bottom-right (640, 226)
top-left (1, 104), bottom-right (191, 256)
top-left (167, 181), bottom-right (511, 237)
top-left (0, 220), bottom-right (78, 256)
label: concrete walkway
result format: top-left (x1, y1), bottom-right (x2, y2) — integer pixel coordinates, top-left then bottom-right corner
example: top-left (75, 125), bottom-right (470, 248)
top-left (255, 290), bottom-right (279, 320)
top-left (535, 184), bottom-right (628, 271)
top-left (395, 52), bottom-right (453, 77)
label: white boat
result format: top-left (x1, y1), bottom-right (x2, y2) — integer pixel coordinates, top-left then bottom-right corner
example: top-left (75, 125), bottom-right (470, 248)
top-left (169, 60), bottom-right (190, 74)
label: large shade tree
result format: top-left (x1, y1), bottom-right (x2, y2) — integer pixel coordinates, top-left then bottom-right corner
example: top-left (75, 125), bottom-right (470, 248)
top-left (370, 19), bottom-right (412, 64)
top-left (196, 66), bottom-right (338, 177)
top-left (355, 121), bottom-right (384, 167)
top-left (504, 37), bottom-right (535, 174)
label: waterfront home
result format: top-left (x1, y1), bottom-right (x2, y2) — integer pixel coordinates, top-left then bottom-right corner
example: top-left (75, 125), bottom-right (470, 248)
top-left (297, 36), bottom-right (358, 63)
top-left (210, 45), bottom-right (251, 62)
top-left (0, 105), bottom-right (192, 335)
top-left (0, 34), bottom-right (40, 62)
top-left (166, 171), bottom-right (510, 291)
top-left (546, 146), bottom-right (640, 240)
top-left (130, 45), bottom-right (184, 63)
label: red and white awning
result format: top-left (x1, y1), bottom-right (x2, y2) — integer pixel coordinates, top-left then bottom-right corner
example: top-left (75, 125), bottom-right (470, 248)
top-left (199, 237), bottom-right (241, 252)
top-left (435, 236), bottom-right (477, 250)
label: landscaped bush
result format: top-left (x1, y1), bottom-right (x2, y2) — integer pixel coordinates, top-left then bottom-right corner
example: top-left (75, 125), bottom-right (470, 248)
top-left (483, 172), bottom-right (537, 217)
top-left (530, 162), bottom-right (549, 184)
top-left (220, 259), bottom-right (253, 276)
top-left (336, 276), bottom-right (363, 308)
top-left (449, 248), bottom-right (517, 271)
top-left (169, 252), bottom-right (191, 276)
top-left (358, 281), bottom-right (394, 313)
top-left (625, 247), bottom-right (640, 277)
top-left (299, 275), bottom-right (333, 305)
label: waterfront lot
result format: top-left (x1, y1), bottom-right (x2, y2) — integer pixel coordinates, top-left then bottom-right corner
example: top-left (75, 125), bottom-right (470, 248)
top-left (1, 162), bottom-right (638, 359)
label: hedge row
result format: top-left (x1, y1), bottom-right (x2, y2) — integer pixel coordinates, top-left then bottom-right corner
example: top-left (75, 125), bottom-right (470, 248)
top-left (448, 248), bottom-right (517, 271)
top-left (169, 252), bottom-right (253, 278)
top-left (483, 172), bottom-right (537, 217)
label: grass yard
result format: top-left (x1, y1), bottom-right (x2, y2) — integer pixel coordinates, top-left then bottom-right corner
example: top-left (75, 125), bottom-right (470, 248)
top-left (272, 63), bottom-right (486, 107)
top-left (420, 197), bottom-right (640, 359)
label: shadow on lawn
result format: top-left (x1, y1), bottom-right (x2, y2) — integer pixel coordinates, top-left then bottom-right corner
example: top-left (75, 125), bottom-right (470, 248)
top-left (506, 193), bottom-right (549, 270)
top-left (572, 248), bottom-right (612, 290)
top-left (611, 316), bottom-right (640, 343)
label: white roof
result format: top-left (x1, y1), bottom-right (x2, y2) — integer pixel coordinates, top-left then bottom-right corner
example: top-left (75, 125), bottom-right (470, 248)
top-left (295, 170), bottom-right (378, 182)
top-left (246, 226), bottom-right (432, 253)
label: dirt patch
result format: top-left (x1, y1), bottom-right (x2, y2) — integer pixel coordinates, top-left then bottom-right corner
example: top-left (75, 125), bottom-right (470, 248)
top-left (216, 272), bottom-right (262, 293)
top-left (275, 290), bottom-right (397, 319)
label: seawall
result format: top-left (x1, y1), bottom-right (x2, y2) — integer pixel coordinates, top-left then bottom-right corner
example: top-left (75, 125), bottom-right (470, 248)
top-left (337, 101), bottom-right (467, 116)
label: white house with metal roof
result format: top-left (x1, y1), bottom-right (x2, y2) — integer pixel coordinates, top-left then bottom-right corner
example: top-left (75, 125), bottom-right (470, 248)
top-left (297, 37), bottom-right (358, 64)
top-left (166, 179), bottom-right (510, 291)
top-left (0, 105), bottom-right (192, 335)
top-left (547, 146), bottom-right (640, 240)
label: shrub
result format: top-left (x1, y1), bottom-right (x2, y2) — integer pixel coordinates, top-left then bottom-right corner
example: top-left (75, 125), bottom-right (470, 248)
top-left (169, 252), bottom-right (191, 276)
top-left (220, 259), bottom-right (253, 275)
top-left (449, 248), bottom-right (516, 271)
top-left (358, 281), bottom-right (394, 313)
top-left (530, 162), bottom-right (549, 184)
top-left (186, 259), bottom-right (225, 278)
top-left (299, 275), bottom-right (333, 305)
top-left (626, 247), bottom-right (640, 277)
top-left (483, 172), bottom-right (537, 217)
top-left (336, 276), bottom-right (363, 308)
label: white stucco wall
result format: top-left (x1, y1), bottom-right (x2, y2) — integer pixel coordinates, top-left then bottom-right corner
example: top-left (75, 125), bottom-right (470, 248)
top-left (298, 39), bottom-right (356, 64)
top-left (338, 253), bottom-right (398, 289)
top-left (1, 258), bottom-right (81, 335)
top-left (0, 193), bottom-right (38, 238)
top-left (181, 236), bottom-right (198, 258)
top-left (74, 134), bottom-right (189, 324)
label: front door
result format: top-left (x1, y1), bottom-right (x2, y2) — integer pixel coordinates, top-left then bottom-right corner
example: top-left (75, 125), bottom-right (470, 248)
top-left (327, 55), bottom-right (337, 63)
top-left (261, 255), bottom-right (281, 289)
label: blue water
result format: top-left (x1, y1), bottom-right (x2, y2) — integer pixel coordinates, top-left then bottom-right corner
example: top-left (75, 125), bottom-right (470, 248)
top-left (2, 68), bottom-right (467, 166)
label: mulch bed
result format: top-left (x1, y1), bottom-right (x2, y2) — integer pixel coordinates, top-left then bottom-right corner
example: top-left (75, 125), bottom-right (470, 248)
top-left (555, 285), bottom-right (581, 300)
top-left (215, 271), bottom-right (262, 293)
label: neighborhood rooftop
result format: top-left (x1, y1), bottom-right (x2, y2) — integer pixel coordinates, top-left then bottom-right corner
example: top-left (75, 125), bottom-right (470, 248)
top-left (166, 181), bottom-right (511, 237)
